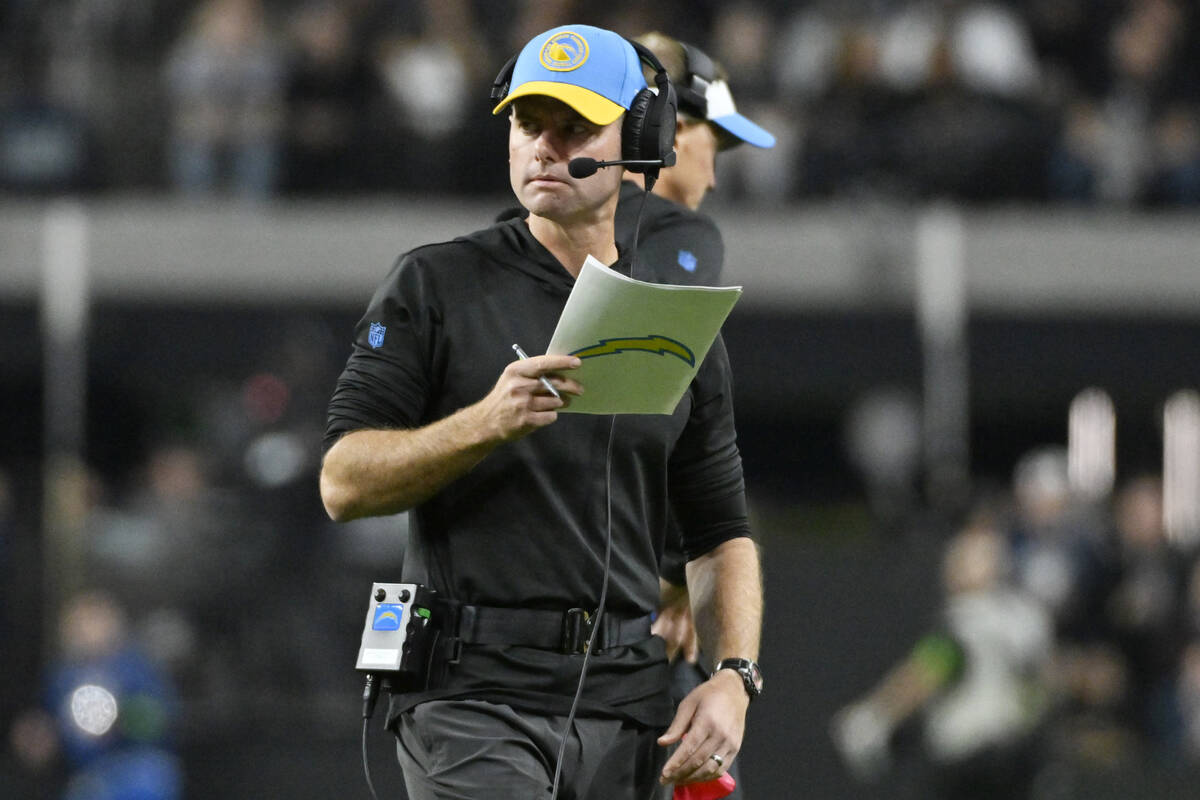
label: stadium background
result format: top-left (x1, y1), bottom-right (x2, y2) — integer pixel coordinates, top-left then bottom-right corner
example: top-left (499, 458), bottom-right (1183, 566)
top-left (4, 1), bottom-right (1200, 798)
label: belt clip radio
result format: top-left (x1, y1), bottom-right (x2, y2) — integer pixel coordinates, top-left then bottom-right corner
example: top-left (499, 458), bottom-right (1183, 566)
top-left (356, 582), bottom-right (438, 695)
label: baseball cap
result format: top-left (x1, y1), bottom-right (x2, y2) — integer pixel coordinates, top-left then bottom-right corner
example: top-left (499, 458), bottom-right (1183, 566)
top-left (674, 41), bottom-right (775, 150)
top-left (492, 25), bottom-right (648, 126)
top-left (704, 78), bottom-right (775, 149)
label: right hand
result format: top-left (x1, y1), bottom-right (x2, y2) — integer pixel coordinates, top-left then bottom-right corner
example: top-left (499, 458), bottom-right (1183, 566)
top-left (476, 354), bottom-right (582, 441)
top-left (829, 701), bottom-right (893, 782)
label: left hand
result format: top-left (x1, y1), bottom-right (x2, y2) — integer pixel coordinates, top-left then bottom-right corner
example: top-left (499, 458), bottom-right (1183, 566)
top-left (652, 581), bottom-right (699, 664)
top-left (657, 668), bottom-right (749, 786)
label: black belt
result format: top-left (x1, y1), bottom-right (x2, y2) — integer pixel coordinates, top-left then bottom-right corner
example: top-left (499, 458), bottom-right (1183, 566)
top-left (448, 604), bottom-right (654, 655)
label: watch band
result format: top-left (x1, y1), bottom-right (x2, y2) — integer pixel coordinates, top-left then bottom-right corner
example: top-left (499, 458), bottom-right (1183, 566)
top-left (714, 657), bottom-right (763, 700)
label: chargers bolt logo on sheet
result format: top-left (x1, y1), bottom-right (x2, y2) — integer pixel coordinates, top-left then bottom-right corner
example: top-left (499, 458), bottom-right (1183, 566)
top-left (372, 604), bottom-right (404, 631)
top-left (540, 31), bottom-right (589, 71)
top-left (571, 335), bottom-right (695, 367)
top-left (368, 322), bottom-right (386, 349)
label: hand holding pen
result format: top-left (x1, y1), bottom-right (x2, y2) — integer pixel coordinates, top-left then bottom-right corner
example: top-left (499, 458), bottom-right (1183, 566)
top-left (477, 344), bottom-right (581, 440)
top-left (494, 343), bottom-right (583, 431)
top-left (512, 344), bottom-right (563, 400)
top-left (471, 347), bottom-right (581, 442)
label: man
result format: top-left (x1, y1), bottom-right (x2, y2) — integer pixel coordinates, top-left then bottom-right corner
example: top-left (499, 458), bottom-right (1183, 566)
top-left (320, 24), bottom-right (762, 800)
top-left (616, 31), bottom-right (776, 288)
top-left (617, 33), bottom-right (775, 800)
top-left (830, 522), bottom-right (1052, 799)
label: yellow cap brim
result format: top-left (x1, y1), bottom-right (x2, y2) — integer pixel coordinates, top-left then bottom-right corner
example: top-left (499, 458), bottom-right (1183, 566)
top-left (492, 81), bottom-right (625, 125)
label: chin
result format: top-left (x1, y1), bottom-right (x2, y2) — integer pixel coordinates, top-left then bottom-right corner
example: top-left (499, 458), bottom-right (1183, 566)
top-left (521, 195), bottom-right (558, 219)
top-left (523, 190), bottom-right (583, 220)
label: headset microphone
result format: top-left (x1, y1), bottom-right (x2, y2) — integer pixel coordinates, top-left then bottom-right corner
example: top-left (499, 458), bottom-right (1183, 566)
top-left (568, 153), bottom-right (677, 179)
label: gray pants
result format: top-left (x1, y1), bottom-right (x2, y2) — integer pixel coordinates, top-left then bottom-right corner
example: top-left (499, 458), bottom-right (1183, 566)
top-left (395, 699), bottom-right (666, 800)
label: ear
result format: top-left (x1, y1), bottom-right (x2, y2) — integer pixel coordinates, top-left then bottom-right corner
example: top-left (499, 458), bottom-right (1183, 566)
top-left (671, 116), bottom-right (696, 147)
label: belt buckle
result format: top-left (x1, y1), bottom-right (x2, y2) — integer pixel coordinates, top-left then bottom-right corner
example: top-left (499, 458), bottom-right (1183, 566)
top-left (561, 608), bottom-right (594, 654)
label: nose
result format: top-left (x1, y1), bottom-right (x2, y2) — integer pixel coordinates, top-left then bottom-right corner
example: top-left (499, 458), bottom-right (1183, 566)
top-left (533, 128), bottom-right (564, 163)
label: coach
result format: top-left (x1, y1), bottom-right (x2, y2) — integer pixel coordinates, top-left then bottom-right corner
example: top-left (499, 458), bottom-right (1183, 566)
top-left (320, 24), bottom-right (762, 799)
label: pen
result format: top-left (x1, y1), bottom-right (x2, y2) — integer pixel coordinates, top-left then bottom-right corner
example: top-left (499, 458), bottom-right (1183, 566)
top-left (512, 343), bottom-right (562, 400)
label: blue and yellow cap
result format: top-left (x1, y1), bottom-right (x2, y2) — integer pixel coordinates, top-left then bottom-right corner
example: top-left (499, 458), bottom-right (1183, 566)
top-left (493, 25), bottom-right (648, 126)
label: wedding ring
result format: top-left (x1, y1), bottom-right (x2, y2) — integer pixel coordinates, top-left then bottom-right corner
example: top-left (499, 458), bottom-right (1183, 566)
top-left (710, 754), bottom-right (724, 767)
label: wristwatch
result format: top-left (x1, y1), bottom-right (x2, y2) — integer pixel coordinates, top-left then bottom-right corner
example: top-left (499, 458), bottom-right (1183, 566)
top-left (713, 658), bottom-right (763, 701)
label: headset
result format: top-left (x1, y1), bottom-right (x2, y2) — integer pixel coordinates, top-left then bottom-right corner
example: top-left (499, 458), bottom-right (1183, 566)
top-left (675, 41), bottom-right (718, 119)
top-left (490, 37), bottom-right (678, 175)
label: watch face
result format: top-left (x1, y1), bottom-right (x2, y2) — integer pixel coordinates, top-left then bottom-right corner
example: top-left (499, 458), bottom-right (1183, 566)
top-left (747, 661), bottom-right (763, 693)
top-left (717, 658), bottom-right (763, 696)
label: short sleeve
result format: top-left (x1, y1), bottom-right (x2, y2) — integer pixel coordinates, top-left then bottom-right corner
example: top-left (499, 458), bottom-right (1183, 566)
top-left (636, 206), bottom-right (725, 287)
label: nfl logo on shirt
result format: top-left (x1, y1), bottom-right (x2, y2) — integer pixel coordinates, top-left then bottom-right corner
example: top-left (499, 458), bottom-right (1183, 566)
top-left (368, 322), bottom-right (386, 349)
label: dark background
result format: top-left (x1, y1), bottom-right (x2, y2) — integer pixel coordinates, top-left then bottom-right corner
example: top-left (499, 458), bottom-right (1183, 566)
top-left (4, 299), bottom-right (1199, 797)
top-left (5, 0), bottom-right (1200, 795)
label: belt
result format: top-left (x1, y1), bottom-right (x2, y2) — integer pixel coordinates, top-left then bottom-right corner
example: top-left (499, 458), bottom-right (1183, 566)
top-left (448, 604), bottom-right (654, 655)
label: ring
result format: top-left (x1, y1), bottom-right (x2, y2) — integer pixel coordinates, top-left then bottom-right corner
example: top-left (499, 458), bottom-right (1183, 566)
top-left (710, 754), bottom-right (724, 767)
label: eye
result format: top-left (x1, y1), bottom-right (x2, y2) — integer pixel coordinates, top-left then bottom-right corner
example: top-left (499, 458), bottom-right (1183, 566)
top-left (561, 120), bottom-right (599, 141)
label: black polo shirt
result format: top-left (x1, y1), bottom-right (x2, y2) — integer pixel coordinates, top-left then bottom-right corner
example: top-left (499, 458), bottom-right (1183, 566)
top-left (614, 179), bottom-right (724, 287)
top-left (325, 216), bottom-right (748, 726)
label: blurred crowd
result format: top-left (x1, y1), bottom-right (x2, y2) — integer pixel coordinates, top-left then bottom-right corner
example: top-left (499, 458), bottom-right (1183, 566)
top-left (4, 1), bottom-right (1200, 796)
top-left (0, 314), bottom-right (397, 796)
top-left (1, 0), bottom-right (1199, 206)
top-left (833, 446), bottom-right (1200, 797)
top-left (6, 339), bottom-right (1200, 797)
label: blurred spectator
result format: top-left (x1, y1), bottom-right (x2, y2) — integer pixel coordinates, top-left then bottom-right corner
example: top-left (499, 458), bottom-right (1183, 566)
top-left (711, 3), bottom-right (774, 102)
top-left (1048, 0), bottom-right (1200, 205)
top-left (369, 0), bottom-right (497, 192)
top-left (1000, 447), bottom-right (1133, 777)
top-left (9, 590), bottom-right (182, 800)
top-left (708, 2), bottom-right (794, 202)
top-left (842, 387), bottom-right (923, 535)
top-left (279, 2), bottom-right (380, 195)
top-left (83, 442), bottom-right (278, 707)
top-left (786, 0), bottom-right (1057, 202)
top-left (1020, 0), bottom-right (1110, 100)
top-left (1103, 474), bottom-right (1189, 751)
top-left (86, 443), bottom-right (254, 612)
top-left (1019, 469), bottom-right (1178, 775)
top-left (0, 0), bottom-right (99, 194)
top-left (0, 97), bottom-right (96, 193)
top-left (2, 0), bottom-right (1200, 204)
top-left (1005, 446), bottom-right (1115, 642)
top-left (1047, 637), bottom-right (1138, 775)
top-left (831, 520), bottom-right (1054, 798)
top-left (163, 0), bottom-right (286, 200)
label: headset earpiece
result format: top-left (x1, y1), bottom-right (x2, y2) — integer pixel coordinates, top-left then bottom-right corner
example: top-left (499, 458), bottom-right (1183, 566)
top-left (623, 41), bottom-right (677, 172)
top-left (675, 41), bottom-right (715, 118)
top-left (491, 54), bottom-right (517, 103)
